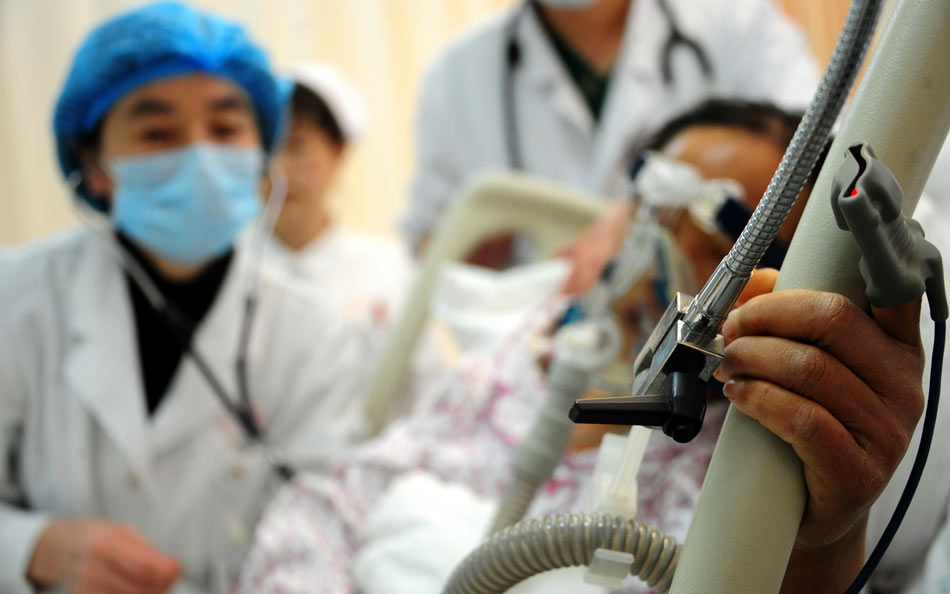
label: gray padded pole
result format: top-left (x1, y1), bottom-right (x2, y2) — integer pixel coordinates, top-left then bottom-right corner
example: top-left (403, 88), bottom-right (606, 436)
top-left (670, 1), bottom-right (950, 592)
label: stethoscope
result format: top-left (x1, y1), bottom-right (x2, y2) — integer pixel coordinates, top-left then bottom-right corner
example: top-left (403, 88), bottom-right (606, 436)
top-left (503, 0), bottom-right (714, 170)
top-left (72, 166), bottom-right (296, 482)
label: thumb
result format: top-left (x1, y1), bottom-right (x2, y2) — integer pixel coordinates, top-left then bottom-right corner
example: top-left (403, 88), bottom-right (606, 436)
top-left (736, 268), bottom-right (779, 306)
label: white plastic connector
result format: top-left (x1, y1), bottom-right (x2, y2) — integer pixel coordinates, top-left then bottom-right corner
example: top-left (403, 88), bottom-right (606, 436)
top-left (584, 427), bottom-right (652, 587)
top-left (585, 548), bottom-right (635, 587)
top-left (589, 426), bottom-right (652, 519)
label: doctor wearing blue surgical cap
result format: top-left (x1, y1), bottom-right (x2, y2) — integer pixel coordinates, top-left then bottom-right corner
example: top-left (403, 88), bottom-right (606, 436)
top-left (0, 3), bottom-right (368, 593)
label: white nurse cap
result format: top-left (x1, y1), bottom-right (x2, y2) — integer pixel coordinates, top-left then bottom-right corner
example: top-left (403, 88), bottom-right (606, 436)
top-left (286, 62), bottom-right (368, 142)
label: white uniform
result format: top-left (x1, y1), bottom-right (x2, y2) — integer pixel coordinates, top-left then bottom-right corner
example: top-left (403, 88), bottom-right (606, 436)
top-left (404, 0), bottom-right (819, 247)
top-left (263, 225), bottom-right (416, 330)
top-left (0, 228), bottom-right (367, 594)
top-left (260, 225), bottom-right (445, 415)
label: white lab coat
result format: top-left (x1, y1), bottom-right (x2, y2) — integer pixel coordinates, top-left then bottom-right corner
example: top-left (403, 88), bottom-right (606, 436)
top-left (404, 0), bottom-right (819, 247)
top-left (0, 228), bottom-right (368, 594)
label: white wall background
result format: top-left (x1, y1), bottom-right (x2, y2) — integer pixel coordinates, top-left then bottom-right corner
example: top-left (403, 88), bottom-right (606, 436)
top-left (0, 0), bottom-right (853, 246)
top-left (0, 0), bottom-right (513, 244)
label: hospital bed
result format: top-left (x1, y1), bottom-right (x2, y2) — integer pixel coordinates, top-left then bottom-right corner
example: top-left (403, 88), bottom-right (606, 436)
top-left (364, 173), bottom-right (607, 437)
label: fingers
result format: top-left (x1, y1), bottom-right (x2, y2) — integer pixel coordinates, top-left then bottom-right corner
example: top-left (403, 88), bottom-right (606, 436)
top-left (722, 377), bottom-right (860, 475)
top-left (77, 562), bottom-right (154, 594)
top-left (716, 287), bottom-right (927, 553)
top-left (556, 238), bottom-right (610, 296)
top-left (34, 521), bottom-right (181, 594)
top-left (104, 527), bottom-right (180, 591)
top-left (715, 335), bottom-right (910, 458)
top-left (560, 264), bottom-right (600, 297)
top-left (722, 377), bottom-right (890, 547)
top-left (557, 238), bottom-right (610, 296)
top-left (721, 290), bottom-right (921, 398)
top-left (558, 202), bottom-right (634, 296)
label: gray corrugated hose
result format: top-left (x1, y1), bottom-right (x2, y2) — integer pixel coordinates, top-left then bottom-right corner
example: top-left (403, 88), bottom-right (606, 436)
top-left (487, 342), bottom-right (602, 534)
top-left (486, 473), bottom-right (538, 535)
top-left (443, 513), bottom-right (679, 594)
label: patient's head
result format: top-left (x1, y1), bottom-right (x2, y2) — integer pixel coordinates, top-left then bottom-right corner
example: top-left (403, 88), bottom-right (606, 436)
top-left (572, 101), bottom-right (829, 450)
top-left (643, 99), bottom-right (822, 282)
top-left (615, 101), bottom-right (827, 380)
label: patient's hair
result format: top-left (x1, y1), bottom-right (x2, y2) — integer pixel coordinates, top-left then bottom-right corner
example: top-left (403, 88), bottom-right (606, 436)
top-left (642, 99), bottom-right (831, 182)
top-left (290, 84), bottom-right (345, 148)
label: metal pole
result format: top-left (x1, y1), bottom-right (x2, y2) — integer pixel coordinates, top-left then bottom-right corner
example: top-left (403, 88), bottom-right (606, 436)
top-left (670, 1), bottom-right (950, 592)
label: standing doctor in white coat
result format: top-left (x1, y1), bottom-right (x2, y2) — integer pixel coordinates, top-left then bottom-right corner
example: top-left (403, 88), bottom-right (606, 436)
top-left (0, 3), bottom-right (368, 594)
top-left (403, 0), bottom-right (819, 261)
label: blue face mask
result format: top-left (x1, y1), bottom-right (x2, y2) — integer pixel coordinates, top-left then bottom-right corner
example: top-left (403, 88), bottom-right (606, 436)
top-left (109, 143), bottom-right (264, 267)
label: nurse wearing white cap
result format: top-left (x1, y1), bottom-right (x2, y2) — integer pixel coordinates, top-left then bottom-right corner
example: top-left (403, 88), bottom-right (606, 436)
top-left (264, 63), bottom-right (444, 408)
top-left (266, 64), bottom-right (396, 319)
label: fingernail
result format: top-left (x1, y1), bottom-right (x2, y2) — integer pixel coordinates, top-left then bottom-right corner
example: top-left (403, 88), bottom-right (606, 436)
top-left (722, 379), bottom-right (743, 400)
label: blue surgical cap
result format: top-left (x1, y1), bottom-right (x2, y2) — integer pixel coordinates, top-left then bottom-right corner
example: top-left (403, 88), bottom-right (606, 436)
top-left (53, 1), bottom-right (289, 192)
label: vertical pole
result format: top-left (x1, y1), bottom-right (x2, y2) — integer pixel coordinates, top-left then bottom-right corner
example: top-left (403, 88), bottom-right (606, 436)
top-left (670, 1), bottom-right (950, 592)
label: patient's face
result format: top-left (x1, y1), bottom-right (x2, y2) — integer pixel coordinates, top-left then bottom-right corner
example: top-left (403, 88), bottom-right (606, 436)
top-left (660, 124), bottom-right (806, 283)
top-left (572, 123), bottom-right (811, 450)
top-left (272, 116), bottom-right (343, 241)
top-left (611, 123), bottom-right (813, 369)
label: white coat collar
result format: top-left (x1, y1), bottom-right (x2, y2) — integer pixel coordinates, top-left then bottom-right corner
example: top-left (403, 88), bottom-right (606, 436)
top-left (586, 0), bottom-right (668, 189)
top-left (270, 222), bottom-right (343, 267)
top-left (63, 232), bottom-right (254, 493)
top-left (147, 245), bottom-right (249, 458)
top-left (517, 5), bottom-right (595, 136)
top-left (516, 0), bottom-right (671, 190)
top-left (64, 232), bottom-right (154, 489)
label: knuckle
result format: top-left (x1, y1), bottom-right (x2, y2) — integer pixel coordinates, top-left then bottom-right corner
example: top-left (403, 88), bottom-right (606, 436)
top-left (814, 292), bottom-right (856, 331)
top-left (746, 379), bottom-right (776, 404)
top-left (790, 400), bottom-right (823, 443)
top-left (790, 346), bottom-right (828, 383)
top-left (876, 413), bottom-right (913, 464)
top-left (880, 377), bottom-right (925, 435)
top-left (857, 459), bottom-right (889, 501)
top-left (906, 387), bottom-right (926, 425)
top-left (831, 453), bottom-right (884, 508)
top-left (88, 533), bottom-right (111, 558)
top-left (719, 342), bottom-right (744, 377)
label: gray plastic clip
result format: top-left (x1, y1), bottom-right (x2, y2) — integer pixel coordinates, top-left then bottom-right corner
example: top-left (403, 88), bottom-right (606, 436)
top-left (832, 143), bottom-right (948, 321)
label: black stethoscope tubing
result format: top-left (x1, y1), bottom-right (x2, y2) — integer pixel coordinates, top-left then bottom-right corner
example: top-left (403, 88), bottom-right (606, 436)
top-left (73, 168), bottom-right (296, 482)
top-left (503, 0), bottom-right (714, 170)
top-left (145, 275), bottom-right (296, 482)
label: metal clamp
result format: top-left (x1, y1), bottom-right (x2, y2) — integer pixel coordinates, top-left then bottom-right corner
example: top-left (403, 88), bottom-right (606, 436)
top-left (570, 293), bottom-right (723, 443)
